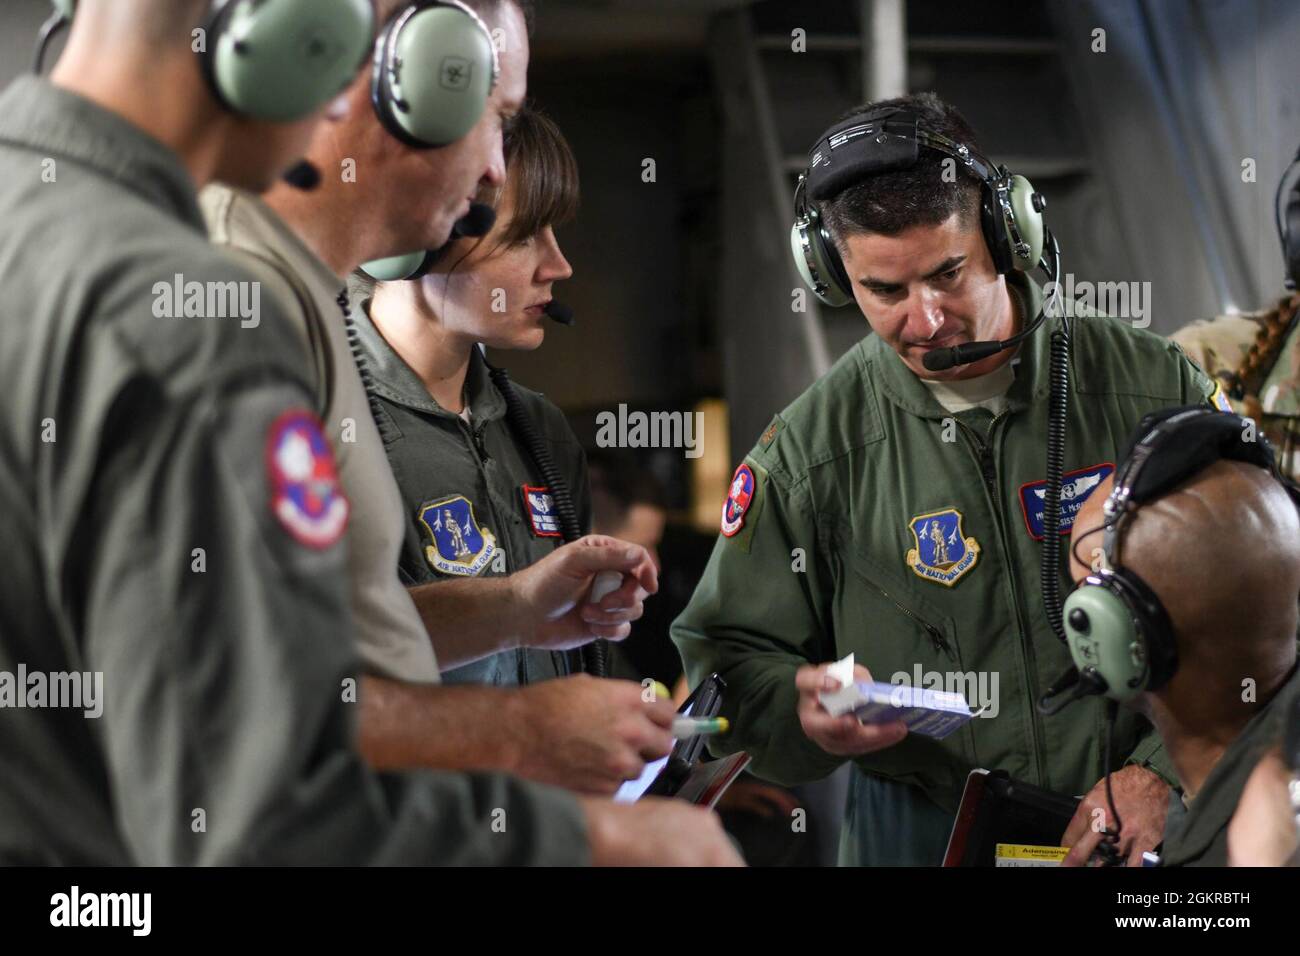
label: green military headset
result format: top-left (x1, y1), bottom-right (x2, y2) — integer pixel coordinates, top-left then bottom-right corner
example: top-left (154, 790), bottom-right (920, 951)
top-left (791, 106), bottom-right (1047, 308)
top-left (45, 0), bottom-right (376, 122)
top-left (1063, 405), bottom-right (1300, 703)
top-left (361, 0), bottom-right (502, 282)
top-left (371, 0), bottom-right (499, 149)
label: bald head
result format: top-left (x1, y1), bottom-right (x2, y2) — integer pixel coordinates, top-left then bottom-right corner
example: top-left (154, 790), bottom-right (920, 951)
top-left (1069, 460), bottom-right (1300, 698)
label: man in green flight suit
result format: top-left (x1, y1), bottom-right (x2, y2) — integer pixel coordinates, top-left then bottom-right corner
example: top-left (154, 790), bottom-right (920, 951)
top-left (672, 92), bottom-right (1219, 866)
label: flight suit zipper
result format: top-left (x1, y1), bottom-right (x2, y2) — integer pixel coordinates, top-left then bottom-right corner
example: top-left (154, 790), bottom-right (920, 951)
top-left (855, 571), bottom-right (952, 659)
top-left (854, 569), bottom-right (983, 767)
top-left (458, 418), bottom-right (507, 573)
top-left (955, 412), bottom-right (1047, 786)
top-left (471, 425), bottom-right (490, 465)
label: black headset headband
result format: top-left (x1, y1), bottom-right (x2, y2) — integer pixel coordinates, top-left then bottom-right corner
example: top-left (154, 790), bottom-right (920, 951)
top-left (803, 108), bottom-right (999, 204)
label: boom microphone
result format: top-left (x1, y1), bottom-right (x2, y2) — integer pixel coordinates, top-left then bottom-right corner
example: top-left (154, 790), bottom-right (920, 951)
top-left (453, 202), bottom-right (496, 238)
top-left (282, 160), bottom-right (321, 191)
top-left (543, 301), bottom-right (575, 326)
top-left (922, 339), bottom-right (1007, 372)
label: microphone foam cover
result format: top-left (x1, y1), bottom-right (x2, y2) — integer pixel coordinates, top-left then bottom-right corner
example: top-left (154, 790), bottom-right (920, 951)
top-left (454, 203), bottom-right (496, 238)
top-left (282, 160), bottom-right (321, 191)
top-left (543, 301), bottom-right (575, 326)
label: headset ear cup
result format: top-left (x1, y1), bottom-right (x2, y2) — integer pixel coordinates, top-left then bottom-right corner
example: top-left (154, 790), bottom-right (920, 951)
top-left (1111, 568), bottom-right (1178, 694)
top-left (1006, 174), bottom-right (1045, 271)
top-left (372, 2), bottom-right (497, 149)
top-left (979, 182), bottom-right (1014, 276)
top-left (790, 207), bottom-right (853, 307)
top-left (1063, 577), bottom-right (1148, 702)
top-left (406, 249), bottom-right (440, 281)
top-left (204, 0), bottom-right (375, 122)
top-left (979, 175), bottom-right (1045, 275)
top-left (360, 251), bottom-right (428, 281)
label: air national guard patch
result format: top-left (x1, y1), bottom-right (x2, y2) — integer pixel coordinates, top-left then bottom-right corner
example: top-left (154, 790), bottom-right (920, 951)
top-left (419, 496), bottom-right (497, 576)
top-left (1018, 462), bottom-right (1115, 540)
top-left (266, 410), bottom-right (349, 549)
top-left (522, 485), bottom-right (561, 537)
top-left (905, 508), bottom-right (980, 586)
top-left (721, 464), bottom-right (755, 537)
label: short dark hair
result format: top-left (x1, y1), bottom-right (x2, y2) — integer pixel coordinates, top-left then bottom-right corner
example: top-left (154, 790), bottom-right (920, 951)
top-left (820, 92), bottom-right (983, 247)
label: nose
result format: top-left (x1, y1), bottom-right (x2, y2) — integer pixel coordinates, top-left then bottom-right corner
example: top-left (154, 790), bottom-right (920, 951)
top-left (537, 227), bottom-right (573, 282)
top-left (480, 129), bottom-right (507, 189)
top-left (906, 288), bottom-right (945, 342)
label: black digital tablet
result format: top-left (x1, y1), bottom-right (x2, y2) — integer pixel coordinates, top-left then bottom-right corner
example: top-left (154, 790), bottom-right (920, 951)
top-left (613, 672), bottom-right (726, 803)
top-left (943, 769), bottom-right (1081, 866)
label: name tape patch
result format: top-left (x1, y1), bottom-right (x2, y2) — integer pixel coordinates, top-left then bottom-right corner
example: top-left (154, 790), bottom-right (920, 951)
top-left (1018, 462), bottom-right (1115, 540)
top-left (522, 485), bottom-right (561, 537)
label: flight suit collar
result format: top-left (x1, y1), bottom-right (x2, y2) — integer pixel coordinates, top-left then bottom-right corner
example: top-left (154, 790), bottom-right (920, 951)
top-left (0, 76), bottom-right (202, 230)
top-left (1161, 663), bottom-right (1300, 866)
top-left (352, 299), bottom-right (507, 424)
top-left (206, 184), bottom-right (345, 295)
top-left (867, 270), bottom-right (1049, 421)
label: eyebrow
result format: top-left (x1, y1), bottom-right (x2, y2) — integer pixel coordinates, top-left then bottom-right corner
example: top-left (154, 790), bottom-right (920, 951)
top-left (859, 255), bottom-right (967, 292)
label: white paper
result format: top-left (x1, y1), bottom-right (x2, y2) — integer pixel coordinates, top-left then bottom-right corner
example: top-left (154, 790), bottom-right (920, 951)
top-left (826, 652), bottom-right (856, 691)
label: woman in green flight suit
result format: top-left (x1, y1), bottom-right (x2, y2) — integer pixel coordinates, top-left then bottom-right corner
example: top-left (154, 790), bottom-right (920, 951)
top-left (350, 107), bottom-right (592, 686)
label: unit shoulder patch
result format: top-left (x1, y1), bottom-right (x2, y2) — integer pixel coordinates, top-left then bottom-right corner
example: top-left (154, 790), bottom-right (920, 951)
top-left (721, 464), bottom-right (756, 537)
top-left (418, 495), bottom-right (497, 576)
top-left (1208, 379), bottom-right (1235, 413)
top-left (266, 409), bottom-right (349, 549)
top-left (905, 508), bottom-right (980, 586)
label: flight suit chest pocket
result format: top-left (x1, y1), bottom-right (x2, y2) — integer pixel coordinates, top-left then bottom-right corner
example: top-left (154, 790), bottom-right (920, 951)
top-left (819, 518), bottom-right (964, 684)
top-left (821, 521), bottom-right (984, 773)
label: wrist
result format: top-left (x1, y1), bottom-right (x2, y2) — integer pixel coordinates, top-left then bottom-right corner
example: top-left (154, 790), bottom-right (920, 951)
top-left (493, 686), bottom-right (532, 775)
top-left (576, 796), bottom-right (622, 866)
top-left (500, 571), bottom-right (530, 651)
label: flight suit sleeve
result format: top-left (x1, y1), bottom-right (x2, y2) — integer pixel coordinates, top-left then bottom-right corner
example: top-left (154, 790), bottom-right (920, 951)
top-left (73, 330), bottom-right (588, 864)
top-left (1127, 729), bottom-right (1179, 790)
top-left (671, 454), bottom-right (845, 787)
